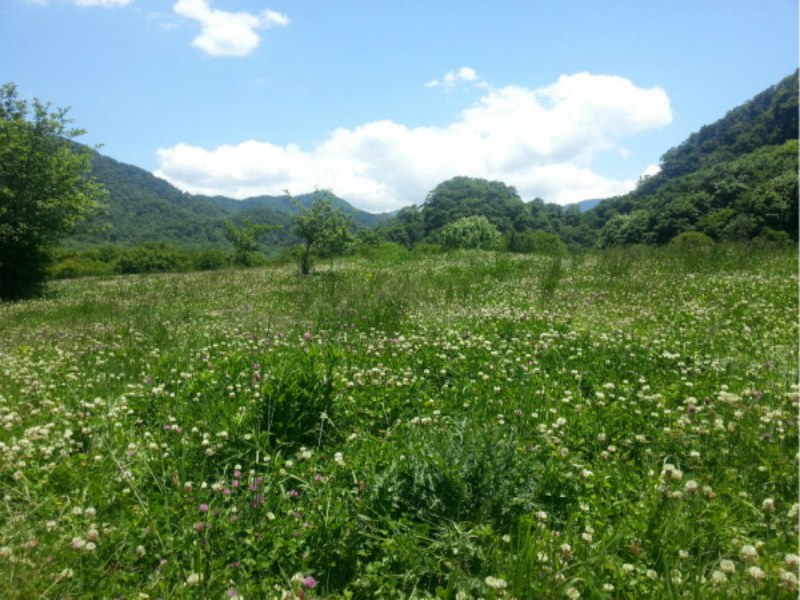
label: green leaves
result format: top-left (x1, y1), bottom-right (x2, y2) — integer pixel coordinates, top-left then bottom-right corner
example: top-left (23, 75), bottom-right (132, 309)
top-left (291, 190), bottom-right (354, 274)
top-left (0, 82), bottom-right (107, 299)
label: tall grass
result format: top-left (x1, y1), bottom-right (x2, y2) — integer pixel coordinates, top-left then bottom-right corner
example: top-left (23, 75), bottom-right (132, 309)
top-left (0, 243), bottom-right (797, 599)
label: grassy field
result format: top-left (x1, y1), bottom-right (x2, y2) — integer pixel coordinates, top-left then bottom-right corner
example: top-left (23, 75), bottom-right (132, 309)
top-left (0, 244), bottom-right (797, 599)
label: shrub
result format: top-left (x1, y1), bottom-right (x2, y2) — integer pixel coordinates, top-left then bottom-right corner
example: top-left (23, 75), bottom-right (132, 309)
top-left (114, 243), bottom-right (191, 274)
top-left (439, 215), bottom-right (501, 250)
top-left (506, 230), bottom-right (567, 256)
top-left (670, 230), bottom-right (714, 247)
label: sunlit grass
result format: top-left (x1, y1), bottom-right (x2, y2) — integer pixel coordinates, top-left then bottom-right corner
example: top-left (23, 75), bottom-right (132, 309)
top-left (0, 244), bottom-right (797, 599)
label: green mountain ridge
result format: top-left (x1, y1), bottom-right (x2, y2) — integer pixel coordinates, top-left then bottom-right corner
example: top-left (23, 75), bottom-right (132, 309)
top-left (66, 70), bottom-right (798, 251)
top-left (64, 153), bottom-right (388, 250)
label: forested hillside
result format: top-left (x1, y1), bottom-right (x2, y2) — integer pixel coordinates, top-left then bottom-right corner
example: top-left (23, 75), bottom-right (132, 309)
top-left (65, 70), bottom-right (798, 254)
top-left (64, 157), bottom-right (388, 250)
top-left (376, 70), bottom-right (798, 250)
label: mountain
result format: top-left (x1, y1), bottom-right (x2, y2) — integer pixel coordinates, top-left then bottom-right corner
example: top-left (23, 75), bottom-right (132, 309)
top-left (565, 199), bottom-right (601, 212)
top-left (200, 192), bottom-right (390, 228)
top-left (64, 152), bottom-right (387, 249)
top-left (591, 70), bottom-right (798, 246)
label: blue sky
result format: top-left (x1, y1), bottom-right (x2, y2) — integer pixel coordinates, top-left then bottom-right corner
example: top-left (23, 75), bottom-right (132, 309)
top-left (2, 0), bottom-right (797, 212)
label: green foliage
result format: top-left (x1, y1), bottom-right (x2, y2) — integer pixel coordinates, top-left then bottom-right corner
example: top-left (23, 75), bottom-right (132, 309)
top-left (0, 245), bottom-right (797, 598)
top-left (291, 190), bottom-right (355, 275)
top-left (0, 83), bottom-right (106, 299)
top-left (506, 230), bottom-right (567, 256)
top-left (113, 242), bottom-right (192, 274)
top-left (223, 217), bottom-right (281, 266)
top-left (439, 215), bottom-right (501, 250)
top-left (671, 231), bottom-right (714, 248)
top-left (423, 176), bottom-right (524, 234)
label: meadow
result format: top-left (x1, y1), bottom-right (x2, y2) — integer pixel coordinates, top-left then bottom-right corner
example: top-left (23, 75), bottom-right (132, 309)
top-left (0, 243), bottom-right (797, 599)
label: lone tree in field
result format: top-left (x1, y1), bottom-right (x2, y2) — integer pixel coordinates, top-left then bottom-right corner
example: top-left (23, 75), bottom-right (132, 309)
top-left (223, 217), bottom-right (281, 266)
top-left (291, 191), bottom-right (353, 275)
top-left (0, 83), bottom-right (106, 300)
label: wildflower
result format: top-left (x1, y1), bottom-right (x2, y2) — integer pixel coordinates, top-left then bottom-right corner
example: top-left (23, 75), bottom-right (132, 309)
top-left (566, 588), bottom-right (580, 599)
top-left (622, 563), bottom-right (635, 575)
top-left (646, 569), bottom-right (657, 580)
top-left (779, 570), bottom-right (799, 589)
top-left (747, 566), bottom-right (765, 580)
top-left (302, 576), bottom-right (317, 589)
top-left (710, 571), bottom-right (727, 585)
top-left (485, 576), bottom-right (507, 589)
top-left (684, 480), bottom-right (698, 494)
top-left (784, 554), bottom-right (800, 568)
top-left (720, 559), bottom-right (736, 574)
top-left (0, 547), bottom-right (11, 559)
top-left (186, 573), bottom-right (203, 585)
top-left (762, 498), bottom-right (775, 513)
top-left (84, 507), bottom-right (96, 520)
top-left (536, 511), bottom-right (548, 522)
top-left (136, 545), bottom-right (146, 558)
top-left (199, 503), bottom-right (209, 513)
top-left (740, 544), bottom-right (758, 563)
top-left (602, 583), bottom-right (614, 592)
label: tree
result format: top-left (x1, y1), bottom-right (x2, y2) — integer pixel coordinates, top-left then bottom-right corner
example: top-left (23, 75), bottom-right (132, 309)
top-left (0, 83), bottom-right (106, 299)
top-left (423, 176), bottom-right (523, 234)
top-left (223, 217), bottom-right (280, 266)
top-left (438, 215), bottom-right (501, 250)
top-left (291, 191), bottom-right (354, 275)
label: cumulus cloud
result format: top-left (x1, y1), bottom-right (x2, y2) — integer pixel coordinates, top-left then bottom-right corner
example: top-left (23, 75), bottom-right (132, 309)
top-left (173, 0), bottom-right (289, 57)
top-left (426, 66), bottom-right (487, 91)
top-left (74, 0), bottom-right (132, 6)
top-left (154, 72), bottom-right (672, 212)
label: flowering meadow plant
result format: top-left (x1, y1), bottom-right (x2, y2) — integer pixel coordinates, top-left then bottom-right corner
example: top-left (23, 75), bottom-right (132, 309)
top-left (0, 243), bottom-right (797, 599)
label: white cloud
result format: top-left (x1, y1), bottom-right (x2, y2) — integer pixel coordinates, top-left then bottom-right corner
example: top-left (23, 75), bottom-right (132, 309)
top-left (426, 66), bottom-right (488, 91)
top-left (154, 72), bottom-right (672, 212)
top-left (173, 0), bottom-right (289, 57)
top-left (65, 0), bottom-right (133, 6)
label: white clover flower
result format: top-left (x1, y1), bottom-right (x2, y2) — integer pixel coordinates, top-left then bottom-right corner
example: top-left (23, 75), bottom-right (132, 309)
top-left (684, 480), bottom-right (698, 494)
top-left (784, 554), bottom-right (800, 568)
top-left (0, 546), bottom-right (12, 559)
top-left (720, 559), bottom-right (736, 574)
top-left (84, 507), bottom-right (96, 520)
top-left (622, 563), bottom-right (635, 575)
top-left (602, 583), bottom-right (614, 592)
top-left (779, 570), bottom-right (799, 589)
top-left (536, 511), bottom-right (548, 522)
top-left (186, 573), bottom-right (203, 586)
top-left (740, 545), bottom-right (759, 563)
top-left (711, 570), bottom-right (727, 585)
top-left (646, 569), bottom-right (657, 580)
top-left (566, 587), bottom-right (580, 599)
top-left (762, 498), bottom-right (775, 513)
top-left (484, 576), bottom-right (507, 589)
top-left (747, 566), bottom-right (765, 580)
top-left (136, 545), bottom-right (146, 558)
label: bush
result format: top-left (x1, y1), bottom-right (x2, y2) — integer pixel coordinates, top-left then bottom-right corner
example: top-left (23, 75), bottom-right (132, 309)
top-left (50, 257), bottom-right (114, 279)
top-left (439, 215), bottom-right (501, 250)
top-left (192, 247), bottom-right (232, 271)
top-left (114, 243), bottom-right (192, 274)
top-left (670, 231), bottom-right (714, 248)
top-left (506, 230), bottom-right (567, 256)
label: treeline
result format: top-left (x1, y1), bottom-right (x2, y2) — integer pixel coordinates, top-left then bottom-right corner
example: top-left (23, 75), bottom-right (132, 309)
top-left (373, 71), bottom-right (798, 251)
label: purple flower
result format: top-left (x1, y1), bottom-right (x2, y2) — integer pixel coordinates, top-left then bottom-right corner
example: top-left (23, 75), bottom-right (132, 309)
top-left (687, 404), bottom-right (697, 414)
top-left (302, 576), bottom-right (317, 589)
top-left (199, 503), bottom-right (209, 513)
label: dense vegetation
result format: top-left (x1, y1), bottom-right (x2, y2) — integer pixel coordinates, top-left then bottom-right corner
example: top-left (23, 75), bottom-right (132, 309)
top-left (60, 71), bottom-right (797, 263)
top-left (0, 243), bottom-right (797, 599)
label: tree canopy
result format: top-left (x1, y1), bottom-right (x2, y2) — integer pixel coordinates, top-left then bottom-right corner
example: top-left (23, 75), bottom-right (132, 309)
top-left (0, 83), bottom-right (106, 299)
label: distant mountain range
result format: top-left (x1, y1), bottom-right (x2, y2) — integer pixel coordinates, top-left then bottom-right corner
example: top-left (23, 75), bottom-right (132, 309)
top-left (65, 70), bottom-right (798, 251)
top-left (64, 154), bottom-right (389, 250)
